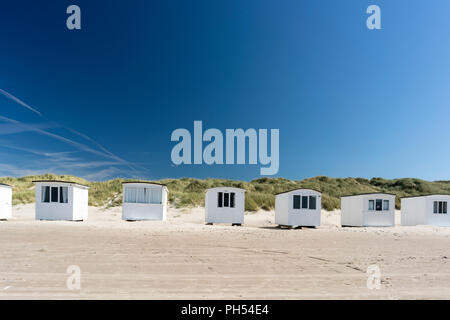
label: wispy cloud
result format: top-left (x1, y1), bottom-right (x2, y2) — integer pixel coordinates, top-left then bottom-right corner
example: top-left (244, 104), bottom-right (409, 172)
top-left (0, 142), bottom-right (77, 159)
top-left (0, 143), bottom-right (124, 172)
top-left (70, 161), bottom-right (123, 168)
top-left (0, 115), bottom-right (132, 166)
top-left (0, 148), bottom-right (149, 180)
top-left (0, 163), bottom-right (46, 177)
top-left (0, 88), bottom-right (137, 165)
top-left (0, 89), bottom-right (42, 116)
top-left (0, 88), bottom-right (150, 179)
top-left (0, 121), bottom-right (57, 135)
top-left (65, 127), bottom-right (120, 160)
top-left (82, 168), bottom-right (129, 181)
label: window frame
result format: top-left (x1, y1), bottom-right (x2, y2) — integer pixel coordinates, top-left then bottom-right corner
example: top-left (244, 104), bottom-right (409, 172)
top-left (292, 194), bottom-right (318, 210)
top-left (301, 196), bottom-right (308, 209)
top-left (383, 200), bottom-right (389, 211)
top-left (369, 199), bottom-right (390, 212)
top-left (229, 192), bottom-right (235, 208)
top-left (124, 186), bottom-right (163, 204)
top-left (41, 185), bottom-right (70, 204)
top-left (124, 187), bottom-right (137, 203)
top-left (217, 191), bottom-right (236, 208)
top-left (41, 186), bottom-right (50, 203)
top-left (223, 193), bottom-right (230, 207)
top-left (309, 195), bottom-right (317, 210)
top-left (218, 192), bottom-right (223, 207)
top-left (433, 201), bottom-right (448, 214)
top-left (59, 186), bottom-right (68, 204)
top-left (293, 195), bottom-right (301, 209)
top-left (368, 200), bottom-right (374, 211)
top-left (375, 199), bottom-right (383, 211)
top-left (50, 187), bottom-right (59, 203)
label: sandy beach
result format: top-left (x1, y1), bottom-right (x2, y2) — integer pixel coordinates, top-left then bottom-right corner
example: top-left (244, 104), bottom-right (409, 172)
top-left (0, 204), bottom-right (450, 299)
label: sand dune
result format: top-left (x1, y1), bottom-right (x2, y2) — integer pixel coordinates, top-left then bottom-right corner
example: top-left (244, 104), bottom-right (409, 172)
top-left (0, 204), bottom-right (449, 299)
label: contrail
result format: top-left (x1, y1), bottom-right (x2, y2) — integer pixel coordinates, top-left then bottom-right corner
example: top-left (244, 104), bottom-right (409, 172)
top-left (0, 121), bottom-right (56, 135)
top-left (0, 115), bottom-right (119, 160)
top-left (0, 88), bottom-right (141, 172)
top-left (0, 88), bottom-right (117, 158)
top-left (0, 115), bottom-right (141, 173)
top-left (0, 89), bottom-right (42, 116)
top-left (0, 140), bottom-right (77, 158)
top-left (65, 127), bottom-right (124, 162)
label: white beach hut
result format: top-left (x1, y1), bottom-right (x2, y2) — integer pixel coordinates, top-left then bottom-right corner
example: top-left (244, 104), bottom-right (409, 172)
top-left (33, 180), bottom-right (89, 221)
top-left (275, 189), bottom-right (321, 227)
top-left (205, 187), bottom-right (245, 225)
top-left (401, 195), bottom-right (450, 227)
top-left (122, 182), bottom-right (168, 221)
top-left (0, 183), bottom-right (12, 220)
top-left (341, 193), bottom-right (395, 227)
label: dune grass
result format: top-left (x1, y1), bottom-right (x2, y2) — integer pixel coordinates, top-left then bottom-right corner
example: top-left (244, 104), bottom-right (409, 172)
top-left (2, 174), bottom-right (450, 211)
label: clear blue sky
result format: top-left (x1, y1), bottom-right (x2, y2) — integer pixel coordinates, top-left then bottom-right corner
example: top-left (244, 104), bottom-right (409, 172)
top-left (1, 0), bottom-right (450, 181)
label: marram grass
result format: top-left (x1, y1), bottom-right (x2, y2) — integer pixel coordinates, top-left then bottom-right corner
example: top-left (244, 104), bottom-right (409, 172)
top-left (2, 174), bottom-right (450, 211)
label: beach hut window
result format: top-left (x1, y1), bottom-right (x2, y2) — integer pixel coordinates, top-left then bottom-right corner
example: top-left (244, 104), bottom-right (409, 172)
top-left (293, 195), bottom-right (317, 210)
top-left (309, 196), bottom-right (317, 209)
top-left (59, 187), bottom-right (68, 203)
top-left (51, 187), bottom-right (59, 202)
top-left (41, 186), bottom-right (50, 203)
top-left (218, 192), bottom-right (223, 207)
top-left (368, 200), bottom-right (374, 211)
top-left (217, 192), bottom-right (235, 208)
top-left (124, 187), bottom-right (137, 203)
top-left (375, 199), bottom-right (383, 211)
top-left (136, 188), bottom-right (147, 203)
top-left (383, 200), bottom-right (389, 211)
top-left (150, 188), bottom-right (162, 204)
top-left (293, 195), bottom-right (301, 209)
top-left (125, 187), bottom-right (162, 204)
top-left (224, 193), bottom-right (230, 207)
top-left (301, 196), bottom-right (308, 209)
top-left (434, 201), bottom-right (448, 214)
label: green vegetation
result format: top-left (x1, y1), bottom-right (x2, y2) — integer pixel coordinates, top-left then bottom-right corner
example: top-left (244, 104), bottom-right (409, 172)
top-left (2, 174), bottom-right (450, 211)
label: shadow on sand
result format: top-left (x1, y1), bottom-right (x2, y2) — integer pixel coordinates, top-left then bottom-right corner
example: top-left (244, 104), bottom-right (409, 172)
top-left (259, 225), bottom-right (317, 231)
